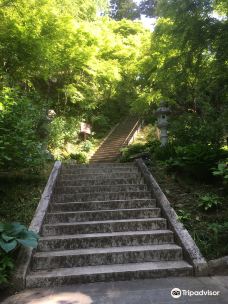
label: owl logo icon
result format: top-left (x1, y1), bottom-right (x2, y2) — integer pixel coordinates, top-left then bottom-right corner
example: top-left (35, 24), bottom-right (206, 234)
top-left (171, 288), bottom-right (182, 298)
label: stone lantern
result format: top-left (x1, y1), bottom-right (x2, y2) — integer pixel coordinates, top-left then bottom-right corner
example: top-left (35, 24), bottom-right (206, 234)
top-left (155, 102), bottom-right (170, 146)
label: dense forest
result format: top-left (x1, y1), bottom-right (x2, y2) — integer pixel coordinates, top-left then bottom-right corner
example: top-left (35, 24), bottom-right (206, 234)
top-left (0, 0), bottom-right (227, 287)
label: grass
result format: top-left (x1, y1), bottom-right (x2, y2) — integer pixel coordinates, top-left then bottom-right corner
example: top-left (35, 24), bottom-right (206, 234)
top-left (0, 163), bottom-right (53, 226)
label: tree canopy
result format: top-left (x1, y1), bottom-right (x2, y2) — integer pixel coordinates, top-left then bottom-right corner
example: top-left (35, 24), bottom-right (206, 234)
top-left (0, 0), bottom-right (227, 169)
top-left (109, 0), bottom-right (141, 20)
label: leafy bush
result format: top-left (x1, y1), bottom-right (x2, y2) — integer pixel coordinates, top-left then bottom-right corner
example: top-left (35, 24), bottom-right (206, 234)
top-left (120, 143), bottom-right (148, 162)
top-left (193, 222), bottom-right (228, 259)
top-left (0, 222), bottom-right (39, 253)
top-left (0, 222), bottom-right (39, 284)
top-left (212, 159), bottom-right (228, 184)
top-left (70, 152), bottom-right (87, 164)
top-left (177, 209), bottom-right (191, 227)
top-left (153, 142), bottom-right (176, 161)
top-left (0, 88), bottom-right (48, 171)
top-left (0, 252), bottom-right (14, 284)
top-left (48, 116), bottom-right (81, 158)
top-left (163, 143), bottom-right (225, 179)
top-left (81, 140), bottom-right (93, 153)
top-left (198, 194), bottom-right (222, 211)
top-left (169, 112), bottom-right (224, 148)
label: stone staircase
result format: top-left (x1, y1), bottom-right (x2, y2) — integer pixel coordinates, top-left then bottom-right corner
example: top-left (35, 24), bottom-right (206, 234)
top-left (26, 163), bottom-right (193, 288)
top-left (90, 117), bottom-right (139, 163)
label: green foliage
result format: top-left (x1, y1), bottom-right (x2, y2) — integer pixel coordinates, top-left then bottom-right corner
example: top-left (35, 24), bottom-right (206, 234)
top-left (110, 0), bottom-right (141, 20)
top-left (0, 87), bottom-right (48, 171)
top-left (120, 143), bottom-right (148, 162)
top-left (193, 221), bottom-right (228, 259)
top-left (48, 116), bottom-right (80, 158)
top-left (0, 222), bottom-right (39, 285)
top-left (0, 0), bottom-right (149, 168)
top-left (177, 209), bottom-right (191, 226)
top-left (136, 0), bottom-right (228, 162)
top-left (198, 194), bottom-right (222, 211)
top-left (212, 159), bottom-right (228, 184)
top-left (81, 140), bottom-right (93, 153)
top-left (161, 143), bottom-right (225, 179)
top-left (140, 0), bottom-right (157, 17)
top-left (0, 222), bottom-right (39, 253)
top-left (69, 152), bottom-right (88, 164)
top-left (169, 112), bottom-right (225, 148)
top-left (0, 251), bottom-right (14, 284)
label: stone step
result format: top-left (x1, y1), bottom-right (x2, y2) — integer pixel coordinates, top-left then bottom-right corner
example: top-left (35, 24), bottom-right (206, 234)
top-left (38, 230), bottom-right (174, 251)
top-left (61, 167), bottom-right (139, 174)
top-left (54, 191), bottom-right (152, 203)
top-left (89, 157), bottom-right (119, 162)
top-left (62, 163), bottom-right (134, 168)
top-left (45, 208), bottom-right (161, 224)
top-left (49, 199), bottom-right (156, 212)
top-left (32, 244), bottom-right (183, 270)
top-left (90, 157), bottom-right (119, 162)
top-left (60, 172), bottom-right (140, 180)
top-left (59, 178), bottom-right (143, 186)
top-left (91, 146), bottom-right (124, 151)
top-left (42, 218), bottom-right (167, 236)
top-left (55, 184), bottom-right (147, 193)
top-left (26, 261), bottom-right (193, 288)
top-left (89, 150), bottom-right (121, 155)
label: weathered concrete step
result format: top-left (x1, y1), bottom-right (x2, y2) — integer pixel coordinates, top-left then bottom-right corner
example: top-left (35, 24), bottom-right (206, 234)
top-left (61, 167), bottom-right (139, 174)
top-left (42, 218), bottom-right (167, 236)
top-left (54, 191), bottom-right (152, 203)
top-left (32, 244), bottom-right (183, 270)
top-left (27, 261), bottom-right (193, 287)
top-left (90, 148), bottom-right (122, 152)
top-left (55, 184), bottom-right (147, 194)
top-left (62, 163), bottom-right (133, 168)
top-left (60, 172), bottom-right (140, 180)
top-left (90, 157), bottom-right (120, 162)
top-left (38, 230), bottom-right (174, 251)
top-left (89, 151), bottom-right (121, 156)
top-left (59, 178), bottom-right (143, 186)
top-left (49, 199), bottom-right (156, 212)
top-left (90, 160), bottom-right (119, 163)
top-left (45, 208), bottom-right (161, 223)
top-left (89, 157), bottom-right (120, 162)
top-left (90, 147), bottom-right (123, 152)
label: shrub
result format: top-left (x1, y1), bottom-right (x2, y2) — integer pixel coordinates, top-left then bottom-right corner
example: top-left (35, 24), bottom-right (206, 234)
top-left (48, 116), bottom-right (80, 157)
top-left (212, 159), bottom-right (228, 185)
top-left (120, 143), bottom-right (148, 162)
top-left (198, 194), bottom-right (222, 211)
top-left (169, 112), bottom-right (224, 148)
top-left (69, 152), bottom-right (87, 164)
top-left (0, 222), bottom-right (39, 284)
top-left (0, 252), bottom-right (14, 284)
top-left (153, 142), bottom-right (176, 161)
top-left (81, 140), bottom-right (93, 153)
top-left (0, 87), bottom-right (48, 171)
top-left (164, 143), bottom-right (225, 179)
top-left (0, 222), bottom-right (39, 253)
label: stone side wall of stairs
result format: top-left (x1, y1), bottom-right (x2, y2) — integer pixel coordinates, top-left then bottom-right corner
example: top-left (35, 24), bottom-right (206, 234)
top-left (25, 162), bottom-right (193, 288)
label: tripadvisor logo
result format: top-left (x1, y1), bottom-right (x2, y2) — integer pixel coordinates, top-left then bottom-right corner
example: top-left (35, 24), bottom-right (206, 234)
top-left (171, 288), bottom-right (182, 299)
top-left (171, 288), bottom-right (220, 298)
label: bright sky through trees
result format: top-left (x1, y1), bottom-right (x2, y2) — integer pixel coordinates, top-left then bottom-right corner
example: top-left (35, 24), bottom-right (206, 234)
top-left (134, 0), bottom-right (155, 30)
